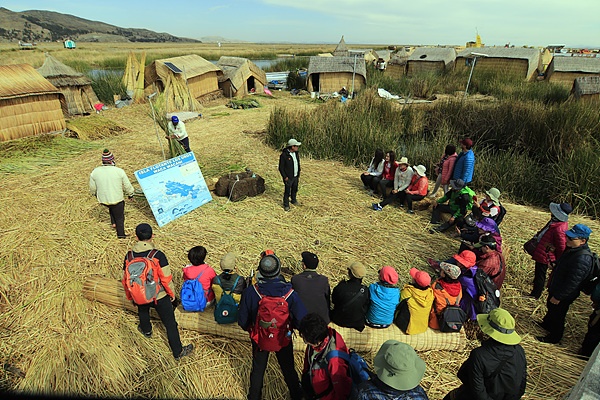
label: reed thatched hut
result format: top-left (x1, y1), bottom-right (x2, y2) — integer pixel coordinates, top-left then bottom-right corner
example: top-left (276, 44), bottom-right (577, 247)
top-left (545, 56), bottom-right (600, 89)
top-left (145, 55), bottom-right (223, 110)
top-left (216, 56), bottom-right (267, 98)
top-left (37, 54), bottom-right (100, 116)
top-left (572, 75), bottom-right (600, 103)
top-left (0, 64), bottom-right (66, 142)
top-left (333, 36), bottom-right (349, 57)
top-left (455, 47), bottom-right (542, 81)
top-left (306, 56), bottom-right (367, 94)
top-left (407, 47), bottom-right (456, 75)
top-left (385, 49), bottom-right (409, 78)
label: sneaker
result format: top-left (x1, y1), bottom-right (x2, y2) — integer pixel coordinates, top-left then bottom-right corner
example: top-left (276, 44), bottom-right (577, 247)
top-left (372, 203), bottom-right (383, 211)
top-left (284, 205), bottom-right (290, 212)
top-left (398, 203), bottom-right (404, 208)
top-left (175, 344), bottom-right (194, 360)
top-left (137, 325), bottom-right (152, 338)
top-left (407, 209), bottom-right (414, 214)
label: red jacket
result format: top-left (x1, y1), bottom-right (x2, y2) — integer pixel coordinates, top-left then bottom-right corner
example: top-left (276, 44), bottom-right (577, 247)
top-left (303, 328), bottom-right (351, 400)
top-left (532, 221), bottom-right (568, 264)
top-left (477, 250), bottom-right (506, 289)
top-left (381, 161), bottom-right (398, 181)
top-left (406, 174), bottom-right (429, 196)
top-left (182, 263), bottom-right (217, 303)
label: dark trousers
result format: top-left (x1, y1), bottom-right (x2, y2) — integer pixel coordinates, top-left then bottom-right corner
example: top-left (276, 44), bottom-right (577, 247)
top-left (360, 174), bottom-right (377, 190)
top-left (542, 295), bottom-right (576, 343)
top-left (247, 340), bottom-right (302, 400)
top-left (137, 296), bottom-right (183, 358)
top-left (531, 262), bottom-right (549, 298)
top-left (378, 179), bottom-right (393, 197)
top-left (178, 137), bottom-right (191, 153)
top-left (443, 386), bottom-right (469, 400)
top-left (580, 309), bottom-right (600, 357)
top-left (380, 190), bottom-right (404, 208)
top-left (430, 204), bottom-right (457, 232)
top-left (283, 176), bottom-right (299, 207)
top-left (406, 194), bottom-right (425, 211)
top-left (103, 201), bottom-right (126, 238)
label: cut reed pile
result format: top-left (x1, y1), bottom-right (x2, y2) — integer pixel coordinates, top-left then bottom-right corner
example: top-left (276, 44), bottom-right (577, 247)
top-left (66, 115), bottom-right (131, 140)
top-left (0, 93), bottom-right (595, 399)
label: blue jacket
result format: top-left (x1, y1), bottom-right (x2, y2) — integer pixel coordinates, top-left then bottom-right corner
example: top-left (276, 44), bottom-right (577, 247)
top-left (452, 149), bottom-right (475, 184)
top-left (237, 277), bottom-right (307, 332)
top-left (366, 282), bottom-right (400, 325)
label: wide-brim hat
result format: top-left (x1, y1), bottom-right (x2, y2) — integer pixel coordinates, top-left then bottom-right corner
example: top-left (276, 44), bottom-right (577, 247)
top-left (549, 202), bottom-right (572, 222)
top-left (398, 156), bottom-right (409, 166)
top-left (413, 165), bottom-right (426, 177)
top-left (410, 268), bottom-right (431, 287)
top-left (477, 308), bottom-right (521, 345)
top-left (485, 188), bottom-right (501, 204)
top-left (476, 217), bottom-right (498, 233)
top-left (374, 340), bottom-right (426, 391)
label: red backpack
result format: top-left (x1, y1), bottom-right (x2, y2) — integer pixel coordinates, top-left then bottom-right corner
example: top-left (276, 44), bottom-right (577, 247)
top-left (250, 284), bottom-right (294, 352)
top-left (122, 249), bottom-right (173, 305)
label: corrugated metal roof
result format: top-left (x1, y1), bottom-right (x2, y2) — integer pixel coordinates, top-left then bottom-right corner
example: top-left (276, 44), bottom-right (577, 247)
top-left (552, 56), bottom-right (600, 73)
top-left (307, 56), bottom-right (367, 77)
top-left (408, 47), bottom-right (456, 65)
top-left (0, 63), bottom-right (60, 99)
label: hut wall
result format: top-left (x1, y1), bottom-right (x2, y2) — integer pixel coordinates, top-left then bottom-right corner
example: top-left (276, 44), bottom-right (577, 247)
top-left (407, 61), bottom-right (445, 75)
top-left (58, 85), bottom-right (98, 116)
top-left (220, 80), bottom-right (234, 98)
top-left (548, 71), bottom-right (598, 89)
top-left (384, 63), bottom-right (406, 78)
top-left (0, 94), bottom-right (66, 141)
top-left (311, 72), bottom-right (365, 93)
top-left (456, 57), bottom-right (531, 80)
top-left (187, 72), bottom-right (220, 98)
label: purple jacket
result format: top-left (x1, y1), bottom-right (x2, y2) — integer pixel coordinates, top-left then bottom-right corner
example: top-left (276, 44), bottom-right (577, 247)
top-left (458, 266), bottom-right (478, 320)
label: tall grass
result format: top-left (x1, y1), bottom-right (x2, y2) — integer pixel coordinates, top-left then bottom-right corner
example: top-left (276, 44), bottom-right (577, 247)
top-left (88, 70), bottom-right (126, 105)
top-left (266, 88), bottom-right (600, 217)
top-left (263, 57), bottom-right (309, 72)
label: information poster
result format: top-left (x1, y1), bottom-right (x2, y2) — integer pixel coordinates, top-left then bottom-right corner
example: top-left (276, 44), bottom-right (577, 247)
top-left (135, 152), bottom-right (212, 227)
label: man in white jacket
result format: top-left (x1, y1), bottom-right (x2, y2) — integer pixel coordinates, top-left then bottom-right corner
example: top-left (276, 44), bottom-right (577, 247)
top-left (167, 115), bottom-right (191, 152)
top-left (89, 149), bottom-right (135, 238)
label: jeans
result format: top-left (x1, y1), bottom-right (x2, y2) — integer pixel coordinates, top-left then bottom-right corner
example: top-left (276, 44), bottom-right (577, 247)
top-left (405, 194), bottom-right (425, 211)
top-left (283, 176), bottom-right (299, 207)
top-left (531, 262), bottom-right (549, 298)
top-left (104, 201), bottom-right (126, 238)
top-left (247, 340), bottom-right (302, 400)
top-left (137, 296), bottom-right (183, 358)
top-left (378, 179), bottom-right (393, 197)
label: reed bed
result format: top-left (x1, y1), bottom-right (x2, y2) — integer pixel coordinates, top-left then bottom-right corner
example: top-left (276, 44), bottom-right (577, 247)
top-left (0, 94), bottom-right (597, 399)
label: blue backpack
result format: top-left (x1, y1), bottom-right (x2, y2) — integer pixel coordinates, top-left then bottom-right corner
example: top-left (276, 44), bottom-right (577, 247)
top-left (214, 275), bottom-right (241, 324)
top-left (326, 348), bottom-right (372, 385)
top-left (181, 271), bottom-right (207, 312)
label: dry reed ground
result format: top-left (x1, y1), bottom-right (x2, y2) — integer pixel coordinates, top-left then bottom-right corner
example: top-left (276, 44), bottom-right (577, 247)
top-left (0, 92), bottom-right (597, 399)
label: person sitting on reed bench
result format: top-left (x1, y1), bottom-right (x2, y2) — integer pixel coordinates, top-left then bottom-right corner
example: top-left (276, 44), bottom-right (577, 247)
top-left (373, 164), bottom-right (427, 213)
top-left (291, 252), bottom-right (331, 324)
top-left (396, 268), bottom-right (434, 335)
top-left (211, 252), bottom-right (247, 305)
top-left (360, 148), bottom-right (384, 195)
top-left (330, 261), bottom-right (370, 332)
top-left (366, 266), bottom-right (400, 329)
top-left (182, 246), bottom-right (217, 308)
top-left (428, 262), bottom-right (462, 330)
top-left (372, 150), bottom-right (397, 198)
top-left (430, 179), bottom-right (475, 233)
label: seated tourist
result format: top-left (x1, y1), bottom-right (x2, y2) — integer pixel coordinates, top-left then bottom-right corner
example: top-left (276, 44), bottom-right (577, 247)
top-left (366, 266), bottom-right (400, 329)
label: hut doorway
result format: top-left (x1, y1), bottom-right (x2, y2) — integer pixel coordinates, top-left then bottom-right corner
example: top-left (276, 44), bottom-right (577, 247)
top-left (311, 74), bottom-right (320, 92)
top-left (246, 76), bottom-right (256, 92)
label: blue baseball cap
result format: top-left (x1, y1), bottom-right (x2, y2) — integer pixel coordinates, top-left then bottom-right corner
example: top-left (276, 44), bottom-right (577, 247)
top-left (171, 115), bottom-right (179, 123)
top-left (565, 224), bottom-right (592, 239)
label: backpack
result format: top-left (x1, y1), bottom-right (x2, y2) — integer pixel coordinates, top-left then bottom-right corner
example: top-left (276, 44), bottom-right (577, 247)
top-left (214, 275), bottom-right (241, 324)
top-left (474, 269), bottom-right (501, 314)
top-left (180, 270), bottom-right (207, 312)
top-left (581, 252), bottom-right (600, 296)
top-left (122, 249), bottom-right (165, 305)
top-left (326, 349), bottom-right (372, 386)
top-left (438, 293), bottom-right (467, 333)
top-left (250, 284), bottom-right (294, 352)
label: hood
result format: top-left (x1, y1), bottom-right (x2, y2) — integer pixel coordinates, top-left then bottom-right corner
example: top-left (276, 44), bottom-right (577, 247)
top-left (438, 279), bottom-right (462, 297)
top-left (403, 284), bottom-right (434, 307)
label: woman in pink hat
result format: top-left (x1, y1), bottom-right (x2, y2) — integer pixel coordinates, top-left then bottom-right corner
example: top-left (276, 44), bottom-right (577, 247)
top-left (397, 268), bottom-right (434, 334)
top-left (366, 266), bottom-right (400, 328)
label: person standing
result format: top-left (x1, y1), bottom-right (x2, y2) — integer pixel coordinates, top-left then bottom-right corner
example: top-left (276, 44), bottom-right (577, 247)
top-left (452, 137), bottom-right (476, 184)
top-left (330, 261), bottom-right (370, 332)
top-left (123, 223), bottom-right (193, 360)
top-left (352, 340), bottom-right (429, 400)
top-left (89, 149), bottom-right (135, 239)
top-left (167, 115), bottom-right (191, 152)
top-left (279, 138), bottom-right (301, 212)
top-left (429, 144), bottom-right (457, 198)
top-left (291, 251), bottom-right (331, 324)
top-left (238, 253), bottom-right (306, 400)
top-left (538, 224), bottom-right (594, 344)
top-left (580, 281), bottom-right (600, 357)
top-left (443, 308), bottom-right (527, 400)
top-left (527, 202), bottom-right (572, 299)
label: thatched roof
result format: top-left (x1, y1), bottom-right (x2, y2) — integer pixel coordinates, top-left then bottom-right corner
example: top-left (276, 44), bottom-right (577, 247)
top-left (551, 56), bottom-right (600, 73)
top-left (408, 47), bottom-right (456, 66)
top-left (37, 54), bottom-right (92, 87)
top-left (376, 50), bottom-right (391, 62)
top-left (0, 63), bottom-right (60, 100)
top-left (333, 35), bottom-right (349, 56)
top-left (216, 56), bottom-right (267, 87)
top-left (389, 49), bottom-right (409, 65)
top-left (147, 54), bottom-right (222, 83)
top-left (573, 75), bottom-right (600, 96)
top-left (307, 56), bottom-right (367, 78)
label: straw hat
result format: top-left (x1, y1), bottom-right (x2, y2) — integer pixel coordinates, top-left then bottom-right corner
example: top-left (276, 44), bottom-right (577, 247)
top-left (374, 340), bottom-right (426, 391)
top-left (397, 156), bottom-right (409, 166)
top-left (477, 308), bottom-right (521, 345)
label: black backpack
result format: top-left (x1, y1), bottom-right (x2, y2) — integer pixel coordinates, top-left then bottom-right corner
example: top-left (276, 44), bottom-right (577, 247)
top-left (581, 252), bottom-right (600, 295)
top-left (438, 288), bottom-right (467, 333)
top-left (474, 269), bottom-right (501, 314)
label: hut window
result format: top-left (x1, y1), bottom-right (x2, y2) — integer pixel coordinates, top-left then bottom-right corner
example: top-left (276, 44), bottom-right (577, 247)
top-left (419, 54), bottom-right (428, 59)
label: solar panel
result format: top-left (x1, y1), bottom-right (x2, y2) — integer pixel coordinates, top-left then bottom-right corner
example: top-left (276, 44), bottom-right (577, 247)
top-left (164, 62), bottom-right (183, 74)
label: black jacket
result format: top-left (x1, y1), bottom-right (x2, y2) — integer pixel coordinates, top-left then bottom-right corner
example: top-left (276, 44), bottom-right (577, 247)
top-left (457, 339), bottom-right (527, 400)
top-left (549, 243), bottom-right (594, 301)
top-left (279, 147), bottom-right (301, 181)
top-left (291, 270), bottom-right (331, 323)
top-left (330, 278), bottom-right (370, 332)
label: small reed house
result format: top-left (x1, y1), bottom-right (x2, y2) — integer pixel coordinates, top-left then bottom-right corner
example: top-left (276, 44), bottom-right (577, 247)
top-left (407, 47), bottom-right (456, 75)
top-left (545, 56), bottom-right (600, 89)
top-left (572, 76), bottom-right (600, 103)
top-left (217, 56), bottom-right (267, 98)
top-left (307, 56), bottom-right (367, 94)
top-left (455, 47), bottom-right (542, 81)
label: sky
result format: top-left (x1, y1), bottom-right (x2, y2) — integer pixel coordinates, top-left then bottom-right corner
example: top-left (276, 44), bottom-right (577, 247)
top-left (6, 0), bottom-right (600, 48)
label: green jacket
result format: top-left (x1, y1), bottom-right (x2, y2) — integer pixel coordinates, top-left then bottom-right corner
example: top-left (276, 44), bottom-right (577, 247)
top-left (437, 186), bottom-right (475, 218)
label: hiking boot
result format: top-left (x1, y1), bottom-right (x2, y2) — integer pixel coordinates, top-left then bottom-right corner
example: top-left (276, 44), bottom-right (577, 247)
top-left (284, 205), bottom-right (290, 212)
top-left (372, 203), bottom-right (383, 211)
top-left (137, 325), bottom-right (152, 338)
top-left (175, 344), bottom-right (194, 360)
top-left (291, 200), bottom-right (299, 206)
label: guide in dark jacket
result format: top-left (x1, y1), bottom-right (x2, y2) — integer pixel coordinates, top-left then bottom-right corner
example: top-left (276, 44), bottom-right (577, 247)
top-left (444, 308), bottom-right (527, 400)
top-left (291, 251), bottom-right (331, 324)
top-left (330, 261), bottom-right (370, 332)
